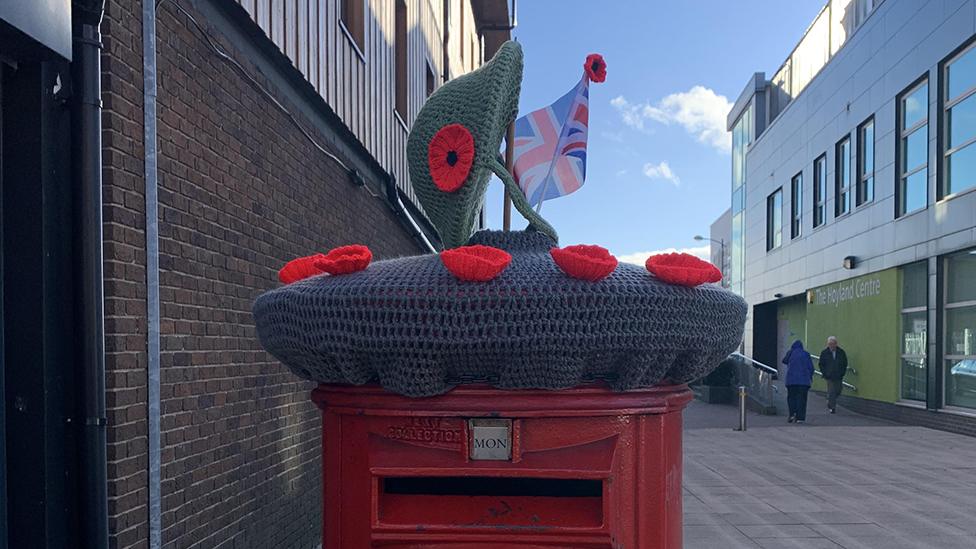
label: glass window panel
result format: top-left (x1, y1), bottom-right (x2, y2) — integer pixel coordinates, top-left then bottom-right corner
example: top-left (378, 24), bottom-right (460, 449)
top-left (903, 127), bottom-right (928, 173)
top-left (791, 174), bottom-right (802, 239)
top-left (901, 311), bottom-right (928, 355)
top-left (901, 261), bottom-right (928, 309)
top-left (902, 83), bottom-right (928, 129)
top-left (947, 250), bottom-right (976, 303)
top-left (948, 47), bottom-right (976, 102)
top-left (948, 93), bottom-right (976, 150)
top-left (902, 169), bottom-right (927, 214)
top-left (838, 139), bottom-right (851, 188)
top-left (767, 190), bottom-right (782, 250)
top-left (732, 187), bottom-right (744, 212)
top-left (774, 190), bottom-right (782, 248)
top-left (814, 155), bottom-right (826, 227)
top-left (947, 141), bottom-right (976, 196)
top-left (946, 306), bottom-right (976, 356)
top-left (946, 358), bottom-right (976, 409)
top-left (901, 357), bottom-right (927, 401)
top-left (837, 138), bottom-right (851, 215)
top-left (860, 121), bottom-right (874, 174)
top-left (865, 176), bottom-right (874, 202)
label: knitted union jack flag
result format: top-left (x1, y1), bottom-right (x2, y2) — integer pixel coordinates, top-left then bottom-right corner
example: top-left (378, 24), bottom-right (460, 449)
top-left (513, 54), bottom-right (605, 209)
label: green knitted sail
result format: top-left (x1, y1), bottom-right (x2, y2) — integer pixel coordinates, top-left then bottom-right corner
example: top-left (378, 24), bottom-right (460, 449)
top-left (406, 41), bottom-right (557, 249)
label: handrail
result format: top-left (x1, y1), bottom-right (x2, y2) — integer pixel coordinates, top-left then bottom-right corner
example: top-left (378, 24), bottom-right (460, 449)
top-left (810, 354), bottom-right (857, 375)
top-left (812, 369), bottom-right (857, 392)
top-left (730, 352), bottom-right (779, 377)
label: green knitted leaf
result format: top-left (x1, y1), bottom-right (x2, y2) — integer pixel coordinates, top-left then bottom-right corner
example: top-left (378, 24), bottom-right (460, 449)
top-left (407, 41), bottom-right (558, 248)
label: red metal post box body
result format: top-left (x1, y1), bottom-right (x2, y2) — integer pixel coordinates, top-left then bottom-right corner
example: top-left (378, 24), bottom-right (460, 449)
top-left (312, 384), bottom-right (692, 548)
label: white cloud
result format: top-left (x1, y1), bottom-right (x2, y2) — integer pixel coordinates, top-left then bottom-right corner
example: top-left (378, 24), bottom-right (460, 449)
top-left (642, 161), bottom-right (680, 186)
top-left (617, 245), bottom-right (712, 266)
top-left (611, 86), bottom-right (733, 153)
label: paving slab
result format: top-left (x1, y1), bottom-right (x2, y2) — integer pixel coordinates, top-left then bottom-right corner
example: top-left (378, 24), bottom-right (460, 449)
top-left (683, 395), bottom-right (976, 548)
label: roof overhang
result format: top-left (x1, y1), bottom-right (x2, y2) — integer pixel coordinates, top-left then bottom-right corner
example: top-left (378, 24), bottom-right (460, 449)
top-left (727, 72), bottom-right (766, 131)
top-left (471, 0), bottom-right (513, 58)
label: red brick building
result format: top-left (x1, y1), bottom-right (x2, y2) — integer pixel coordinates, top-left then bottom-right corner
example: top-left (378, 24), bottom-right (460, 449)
top-left (0, 1), bottom-right (510, 547)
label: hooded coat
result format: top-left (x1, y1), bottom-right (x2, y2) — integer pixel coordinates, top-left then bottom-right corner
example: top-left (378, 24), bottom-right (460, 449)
top-left (783, 340), bottom-right (814, 387)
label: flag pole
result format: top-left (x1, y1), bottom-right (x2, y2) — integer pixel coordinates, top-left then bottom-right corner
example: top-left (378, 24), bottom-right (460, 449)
top-left (503, 121), bottom-right (514, 231)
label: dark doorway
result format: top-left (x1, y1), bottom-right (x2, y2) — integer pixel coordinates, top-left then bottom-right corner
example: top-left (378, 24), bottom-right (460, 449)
top-left (753, 300), bottom-right (779, 373)
top-left (0, 52), bottom-right (80, 549)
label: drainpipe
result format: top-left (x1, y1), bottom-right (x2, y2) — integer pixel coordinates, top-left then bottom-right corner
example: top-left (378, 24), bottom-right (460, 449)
top-left (442, 0), bottom-right (450, 83)
top-left (71, 1), bottom-right (109, 548)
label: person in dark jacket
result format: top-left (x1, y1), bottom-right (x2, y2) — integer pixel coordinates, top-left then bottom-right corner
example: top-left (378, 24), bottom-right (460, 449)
top-left (783, 340), bottom-right (814, 423)
top-left (818, 336), bottom-right (848, 413)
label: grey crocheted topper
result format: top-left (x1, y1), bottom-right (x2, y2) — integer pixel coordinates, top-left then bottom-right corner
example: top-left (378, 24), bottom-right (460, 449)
top-left (253, 230), bottom-right (747, 397)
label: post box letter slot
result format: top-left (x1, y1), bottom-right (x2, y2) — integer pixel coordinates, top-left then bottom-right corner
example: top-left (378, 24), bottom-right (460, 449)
top-left (377, 476), bottom-right (605, 528)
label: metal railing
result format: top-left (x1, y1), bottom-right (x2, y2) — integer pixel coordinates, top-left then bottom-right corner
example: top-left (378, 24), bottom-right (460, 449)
top-left (726, 353), bottom-right (779, 413)
top-left (812, 369), bottom-right (858, 392)
top-left (810, 354), bottom-right (857, 375)
top-left (730, 352), bottom-right (779, 377)
top-left (809, 355), bottom-right (858, 392)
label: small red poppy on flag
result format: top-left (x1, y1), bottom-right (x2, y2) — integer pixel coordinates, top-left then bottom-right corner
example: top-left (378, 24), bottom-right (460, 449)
top-left (645, 253), bottom-right (722, 287)
top-left (550, 244), bottom-right (618, 281)
top-left (440, 245), bottom-right (512, 282)
top-left (584, 53), bottom-right (607, 83)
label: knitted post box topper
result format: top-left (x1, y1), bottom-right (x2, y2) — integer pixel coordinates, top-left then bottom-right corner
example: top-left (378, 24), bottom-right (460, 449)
top-left (252, 42), bottom-right (748, 397)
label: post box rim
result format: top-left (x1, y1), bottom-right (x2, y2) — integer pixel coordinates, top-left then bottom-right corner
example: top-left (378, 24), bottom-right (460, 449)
top-left (311, 383), bottom-right (693, 417)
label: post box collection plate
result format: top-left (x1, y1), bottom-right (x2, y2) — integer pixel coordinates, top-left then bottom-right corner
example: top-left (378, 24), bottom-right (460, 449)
top-left (468, 418), bottom-right (512, 460)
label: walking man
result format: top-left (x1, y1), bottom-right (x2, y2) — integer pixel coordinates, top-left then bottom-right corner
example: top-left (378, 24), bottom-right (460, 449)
top-left (819, 336), bottom-right (848, 414)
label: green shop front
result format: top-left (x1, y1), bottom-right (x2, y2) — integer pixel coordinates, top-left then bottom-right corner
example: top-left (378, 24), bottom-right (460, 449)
top-left (755, 247), bottom-right (976, 419)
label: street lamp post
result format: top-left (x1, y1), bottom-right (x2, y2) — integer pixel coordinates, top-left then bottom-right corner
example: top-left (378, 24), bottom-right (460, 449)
top-left (694, 235), bottom-right (727, 288)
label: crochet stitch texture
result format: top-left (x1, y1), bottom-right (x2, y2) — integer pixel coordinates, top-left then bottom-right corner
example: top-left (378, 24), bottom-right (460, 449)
top-left (406, 41), bottom-right (556, 249)
top-left (253, 230), bottom-right (747, 397)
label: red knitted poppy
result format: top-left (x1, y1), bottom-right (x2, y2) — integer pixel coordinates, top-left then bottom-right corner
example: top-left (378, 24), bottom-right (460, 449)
top-left (314, 245), bottom-right (372, 275)
top-left (428, 124), bottom-right (475, 192)
top-left (440, 245), bottom-right (512, 282)
top-left (550, 244), bottom-right (618, 281)
top-left (278, 254), bottom-right (328, 284)
top-left (584, 53), bottom-right (607, 83)
top-left (645, 253), bottom-right (722, 287)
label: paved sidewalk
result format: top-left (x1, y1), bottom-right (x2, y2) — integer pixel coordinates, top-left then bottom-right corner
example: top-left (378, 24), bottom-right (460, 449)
top-left (683, 396), bottom-right (976, 548)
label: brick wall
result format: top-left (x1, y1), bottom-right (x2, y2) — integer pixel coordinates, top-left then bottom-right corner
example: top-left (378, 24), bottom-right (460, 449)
top-left (101, 1), bottom-right (425, 547)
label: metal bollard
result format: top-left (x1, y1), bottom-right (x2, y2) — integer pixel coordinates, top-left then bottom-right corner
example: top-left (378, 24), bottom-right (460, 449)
top-left (734, 385), bottom-right (747, 431)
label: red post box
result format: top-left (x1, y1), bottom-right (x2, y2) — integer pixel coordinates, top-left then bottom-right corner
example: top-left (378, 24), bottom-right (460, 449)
top-left (312, 383), bottom-right (692, 548)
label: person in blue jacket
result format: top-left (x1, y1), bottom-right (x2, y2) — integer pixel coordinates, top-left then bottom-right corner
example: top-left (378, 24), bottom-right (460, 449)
top-left (782, 340), bottom-right (814, 423)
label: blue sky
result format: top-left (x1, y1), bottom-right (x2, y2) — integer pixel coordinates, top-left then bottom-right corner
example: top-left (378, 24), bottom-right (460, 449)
top-left (486, 0), bottom-right (826, 263)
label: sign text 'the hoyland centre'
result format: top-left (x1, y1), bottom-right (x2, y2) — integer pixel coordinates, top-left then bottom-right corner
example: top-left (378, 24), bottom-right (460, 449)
top-left (812, 277), bottom-right (882, 307)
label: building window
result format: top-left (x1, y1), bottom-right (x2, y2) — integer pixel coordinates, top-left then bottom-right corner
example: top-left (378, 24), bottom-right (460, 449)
top-left (730, 103), bottom-right (752, 295)
top-left (857, 117), bottom-right (875, 206)
top-left (790, 172), bottom-right (802, 239)
top-left (900, 261), bottom-right (927, 402)
top-left (394, 0), bottom-right (408, 121)
top-left (426, 62), bottom-right (435, 98)
top-left (835, 136), bottom-right (851, 216)
top-left (944, 248), bottom-right (976, 409)
top-left (339, 0), bottom-right (365, 53)
top-left (943, 43), bottom-right (976, 197)
top-left (813, 153), bottom-right (826, 227)
top-left (854, 0), bottom-right (879, 26)
top-left (897, 79), bottom-right (928, 216)
top-left (766, 188), bottom-right (782, 251)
